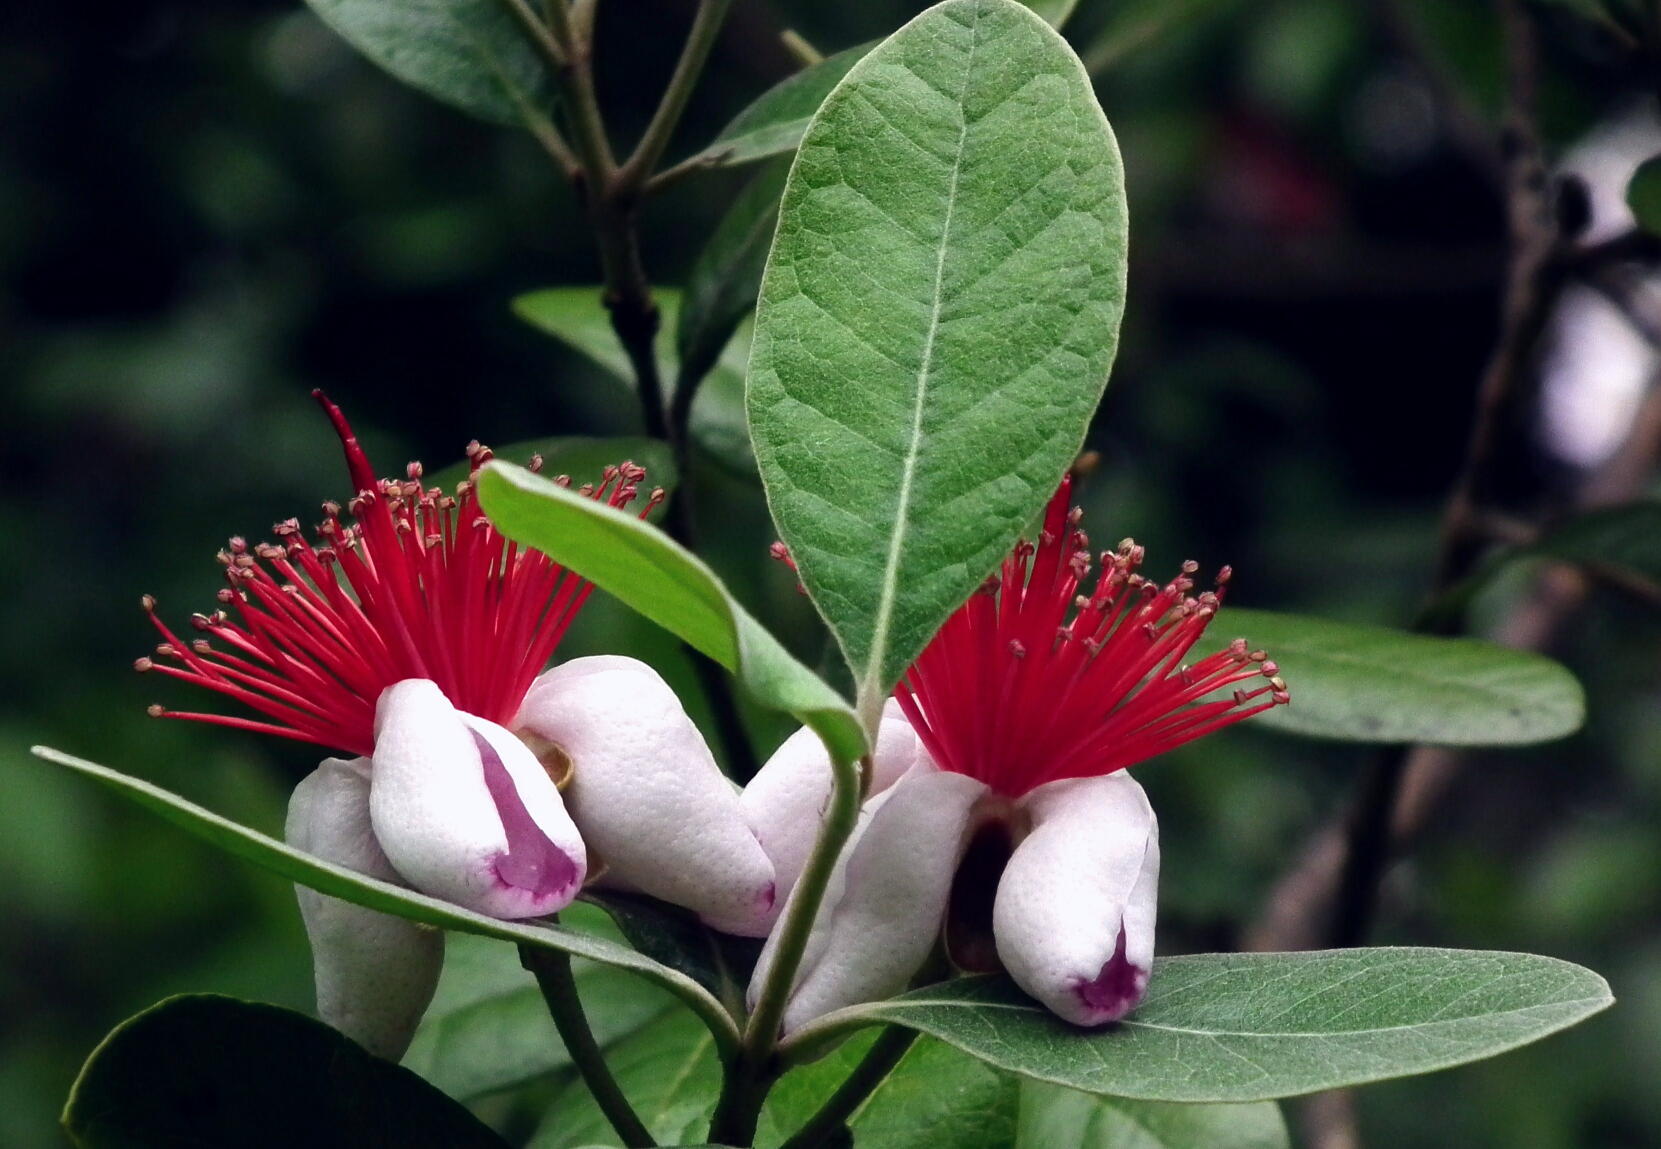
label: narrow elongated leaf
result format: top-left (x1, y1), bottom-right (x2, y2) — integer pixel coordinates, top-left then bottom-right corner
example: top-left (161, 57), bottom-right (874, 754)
top-left (1022, 0), bottom-right (1081, 26)
top-left (678, 160), bottom-right (791, 388)
top-left (1531, 500), bottom-right (1661, 584)
top-left (787, 949), bottom-right (1613, 1103)
top-left (305, 0), bottom-right (554, 126)
top-left (66, 995), bottom-right (509, 1148)
top-left (475, 463), bottom-right (866, 765)
top-left (29, 746), bottom-right (740, 1054)
top-left (1017, 1082), bottom-right (1289, 1149)
top-left (513, 287), bottom-right (753, 474)
top-left (1220, 609), bottom-right (1584, 745)
top-left (690, 44), bottom-right (873, 170)
top-left (747, 0), bottom-right (1128, 717)
top-left (403, 930), bottom-right (674, 1101)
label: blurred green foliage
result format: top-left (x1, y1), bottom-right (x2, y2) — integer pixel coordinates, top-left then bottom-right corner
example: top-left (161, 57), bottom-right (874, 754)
top-left (3, 0), bottom-right (1658, 1145)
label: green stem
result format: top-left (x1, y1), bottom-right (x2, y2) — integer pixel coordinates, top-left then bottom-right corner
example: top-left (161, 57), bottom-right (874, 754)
top-left (616, 0), bottom-right (735, 195)
top-left (778, 1026), bottom-right (917, 1149)
top-left (709, 750), bottom-right (869, 1145)
top-left (520, 943), bottom-right (657, 1148)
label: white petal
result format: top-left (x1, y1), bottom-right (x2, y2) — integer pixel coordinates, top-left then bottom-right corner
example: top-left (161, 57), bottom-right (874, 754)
top-left (370, 679), bottom-right (585, 919)
top-left (994, 772), bottom-right (1159, 1027)
top-left (286, 757), bottom-right (442, 1060)
top-left (751, 768), bottom-right (987, 1036)
top-left (739, 699), bottom-right (930, 914)
top-left (517, 656), bottom-right (777, 937)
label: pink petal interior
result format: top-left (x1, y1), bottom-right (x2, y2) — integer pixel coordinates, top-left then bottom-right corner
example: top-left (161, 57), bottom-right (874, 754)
top-left (1073, 924), bottom-right (1149, 1023)
top-left (474, 731), bottom-right (579, 902)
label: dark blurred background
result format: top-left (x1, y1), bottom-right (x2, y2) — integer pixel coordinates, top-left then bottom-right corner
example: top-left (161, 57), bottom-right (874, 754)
top-left (4, 0), bottom-right (1660, 1145)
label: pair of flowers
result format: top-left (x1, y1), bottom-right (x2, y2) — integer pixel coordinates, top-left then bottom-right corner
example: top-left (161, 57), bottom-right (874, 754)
top-left (142, 395), bottom-right (1285, 1057)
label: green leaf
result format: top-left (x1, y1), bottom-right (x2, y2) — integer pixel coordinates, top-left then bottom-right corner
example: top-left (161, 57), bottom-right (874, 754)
top-left (747, 0), bottom-right (1128, 718)
top-left (1017, 1081), bottom-right (1289, 1149)
top-left (403, 929), bottom-right (675, 1101)
top-left (1626, 154), bottom-right (1661, 234)
top-left (678, 160), bottom-right (792, 389)
top-left (531, 1009), bottom-right (722, 1148)
top-left (29, 746), bottom-right (740, 1054)
top-left (304, 0), bottom-right (554, 126)
top-left (1219, 608), bottom-right (1584, 746)
top-left (835, 1038), bottom-right (1018, 1148)
top-left (582, 889), bottom-right (758, 1020)
top-left (513, 287), bottom-right (753, 475)
top-left (474, 463), bottom-right (866, 765)
top-left (789, 949), bottom-right (1613, 1103)
top-left (692, 44), bottom-right (873, 170)
top-left (1529, 500), bottom-right (1661, 585)
top-left (65, 995), bottom-right (509, 1148)
top-left (425, 436), bottom-right (678, 503)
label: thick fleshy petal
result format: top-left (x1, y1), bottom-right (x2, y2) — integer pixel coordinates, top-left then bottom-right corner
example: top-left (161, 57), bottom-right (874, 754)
top-left (370, 679), bottom-right (585, 919)
top-left (517, 656), bottom-right (777, 937)
top-left (994, 772), bottom-right (1159, 1027)
top-left (739, 699), bottom-right (929, 914)
top-left (751, 768), bottom-right (987, 1035)
top-left (286, 757), bottom-right (443, 1059)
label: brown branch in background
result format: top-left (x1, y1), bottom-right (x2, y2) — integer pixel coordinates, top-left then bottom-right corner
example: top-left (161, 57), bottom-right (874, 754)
top-left (1243, 3), bottom-right (1661, 1144)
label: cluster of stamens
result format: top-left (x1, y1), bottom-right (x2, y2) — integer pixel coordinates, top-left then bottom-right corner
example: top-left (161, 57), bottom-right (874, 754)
top-left (893, 476), bottom-right (1288, 798)
top-left (138, 392), bottom-right (662, 758)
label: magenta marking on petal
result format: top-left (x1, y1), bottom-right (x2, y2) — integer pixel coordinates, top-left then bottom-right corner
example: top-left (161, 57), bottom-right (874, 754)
top-left (1072, 925), bottom-right (1149, 1024)
top-left (758, 881), bottom-right (777, 914)
top-left (474, 732), bottom-right (579, 903)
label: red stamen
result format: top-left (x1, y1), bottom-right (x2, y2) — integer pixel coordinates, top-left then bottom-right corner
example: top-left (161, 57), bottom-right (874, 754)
top-left (893, 476), bottom-right (1289, 798)
top-left (140, 394), bottom-right (656, 758)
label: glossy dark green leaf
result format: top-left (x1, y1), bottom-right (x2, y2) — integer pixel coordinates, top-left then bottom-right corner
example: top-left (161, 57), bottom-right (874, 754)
top-left (747, 0), bottom-right (1128, 720)
top-left (475, 463), bottom-right (866, 766)
top-left (65, 995), bottom-right (509, 1148)
top-left (787, 949), bottom-right (1613, 1102)
top-left (581, 889), bottom-right (758, 1019)
top-left (513, 287), bottom-right (753, 475)
top-left (1017, 1082), bottom-right (1289, 1148)
top-left (30, 746), bottom-right (739, 1054)
top-left (1220, 608), bottom-right (1584, 745)
top-left (1626, 154), bottom-right (1661, 235)
top-left (678, 160), bottom-right (791, 389)
top-left (305, 0), bottom-right (554, 126)
top-left (403, 927), bottom-right (674, 1101)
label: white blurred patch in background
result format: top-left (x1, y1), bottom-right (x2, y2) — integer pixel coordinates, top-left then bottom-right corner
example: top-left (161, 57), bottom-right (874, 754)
top-left (1539, 107), bottom-right (1661, 470)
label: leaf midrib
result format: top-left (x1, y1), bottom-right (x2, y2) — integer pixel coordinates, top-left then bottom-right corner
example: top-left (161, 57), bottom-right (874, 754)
top-left (869, 993), bottom-right (1606, 1041)
top-left (859, 5), bottom-right (983, 711)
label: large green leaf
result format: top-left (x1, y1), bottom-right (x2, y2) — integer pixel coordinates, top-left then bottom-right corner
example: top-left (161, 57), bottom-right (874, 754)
top-left (531, 1009), bottom-right (723, 1148)
top-left (1017, 1082), bottom-right (1289, 1149)
top-left (831, 1037), bottom-right (1018, 1148)
top-left (690, 44), bottom-right (873, 170)
top-left (475, 463), bottom-right (865, 765)
top-left (1219, 609), bottom-right (1584, 746)
top-left (678, 161), bottom-right (791, 390)
top-left (747, 0), bottom-right (1128, 719)
top-left (513, 287), bottom-right (753, 475)
top-left (65, 995), bottom-right (509, 1148)
top-left (786, 949), bottom-right (1613, 1103)
top-left (29, 746), bottom-right (740, 1054)
top-left (403, 928), bottom-right (674, 1101)
top-left (305, 0), bottom-right (554, 126)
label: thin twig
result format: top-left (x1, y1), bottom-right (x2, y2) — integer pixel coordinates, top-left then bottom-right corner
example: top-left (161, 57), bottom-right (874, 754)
top-left (521, 943), bottom-right (657, 1148)
top-left (616, 0), bottom-right (736, 196)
